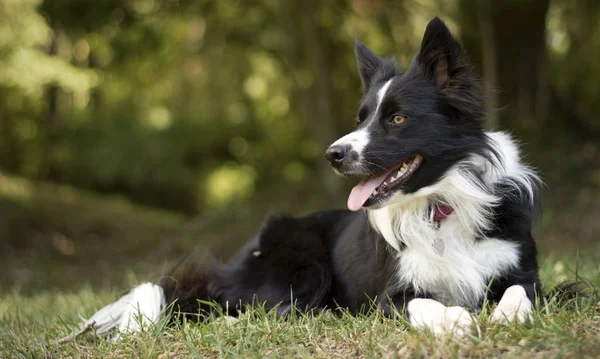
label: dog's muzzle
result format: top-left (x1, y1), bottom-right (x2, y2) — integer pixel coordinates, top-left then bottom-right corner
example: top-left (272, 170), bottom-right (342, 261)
top-left (325, 145), bottom-right (351, 169)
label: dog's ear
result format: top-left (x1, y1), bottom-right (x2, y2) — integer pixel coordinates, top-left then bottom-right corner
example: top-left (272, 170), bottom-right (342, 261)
top-left (355, 39), bottom-right (384, 92)
top-left (417, 17), bottom-right (482, 122)
top-left (417, 17), bottom-right (462, 88)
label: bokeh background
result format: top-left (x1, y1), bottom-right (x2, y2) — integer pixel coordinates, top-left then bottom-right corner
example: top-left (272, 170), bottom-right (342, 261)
top-left (0, 0), bottom-right (598, 294)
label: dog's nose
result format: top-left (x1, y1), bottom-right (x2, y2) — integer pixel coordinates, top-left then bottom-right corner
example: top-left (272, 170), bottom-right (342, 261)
top-left (325, 145), bottom-right (350, 165)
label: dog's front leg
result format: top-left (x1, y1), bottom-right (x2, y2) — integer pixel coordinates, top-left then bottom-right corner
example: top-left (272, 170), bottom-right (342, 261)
top-left (490, 284), bottom-right (534, 324)
top-left (380, 291), bottom-right (474, 336)
top-left (407, 298), bottom-right (474, 336)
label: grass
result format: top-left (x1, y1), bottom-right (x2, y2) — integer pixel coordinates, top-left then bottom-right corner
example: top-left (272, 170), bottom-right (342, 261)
top-left (1, 257), bottom-right (599, 359)
top-left (0, 171), bottom-right (270, 293)
top-left (0, 173), bottom-right (599, 358)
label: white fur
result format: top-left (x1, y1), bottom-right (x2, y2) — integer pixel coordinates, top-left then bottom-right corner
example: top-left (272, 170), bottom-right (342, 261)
top-left (484, 132), bottom-right (540, 204)
top-left (407, 298), bottom-right (474, 336)
top-left (83, 282), bottom-right (165, 339)
top-left (367, 132), bottom-right (539, 308)
top-left (329, 79), bottom-right (394, 158)
top-left (375, 79), bottom-right (393, 115)
top-left (491, 285), bottom-right (533, 324)
top-left (330, 129), bottom-right (369, 157)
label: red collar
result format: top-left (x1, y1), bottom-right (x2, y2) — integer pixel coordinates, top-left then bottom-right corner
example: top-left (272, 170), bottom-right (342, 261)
top-left (432, 204), bottom-right (454, 223)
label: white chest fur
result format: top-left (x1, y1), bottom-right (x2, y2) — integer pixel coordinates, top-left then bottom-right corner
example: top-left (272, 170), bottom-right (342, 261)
top-left (369, 206), bottom-right (520, 307)
top-left (367, 132), bottom-right (535, 308)
top-left (398, 217), bottom-right (519, 307)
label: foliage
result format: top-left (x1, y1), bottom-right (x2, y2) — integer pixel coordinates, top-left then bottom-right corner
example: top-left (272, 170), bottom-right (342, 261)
top-left (0, 0), bottom-right (598, 214)
top-left (548, 0), bottom-right (600, 134)
top-left (0, 0), bottom-right (96, 95)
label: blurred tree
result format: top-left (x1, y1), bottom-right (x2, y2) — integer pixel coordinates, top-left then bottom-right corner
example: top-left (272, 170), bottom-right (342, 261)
top-left (279, 0), bottom-right (345, 204)
top-left (458, 0), bottom-right (551, 133)
top-left (0, 0), bottom-right (597, 216)
top-left (548, 0), bottom-right (600, 137)
top-left (0, 0), bottom-right (96, 175)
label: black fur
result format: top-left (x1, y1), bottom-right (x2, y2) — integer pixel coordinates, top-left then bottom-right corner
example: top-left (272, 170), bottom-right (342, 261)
top-left (162, 211), bottom-right (405, 317)
top-left (161, 17), bottom-right (543, 321)
top-left (334, 17), bottom-right (491, 209)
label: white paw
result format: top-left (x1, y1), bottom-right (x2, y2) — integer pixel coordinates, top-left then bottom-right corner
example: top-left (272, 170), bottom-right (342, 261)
top-left (408, 298), bottom-right (474, 336)
top-left (491, 285), bottom-right (533, 325)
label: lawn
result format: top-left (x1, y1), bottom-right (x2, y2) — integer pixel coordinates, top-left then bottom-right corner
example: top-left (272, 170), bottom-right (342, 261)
top-left (0, 174), bottom-right (599, 358)
top-left (1, 256), bottom-right (599, 359)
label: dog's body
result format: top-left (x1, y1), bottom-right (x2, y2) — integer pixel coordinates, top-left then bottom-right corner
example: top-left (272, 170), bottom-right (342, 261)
top-left (83, 18), bottom-right (542, 337)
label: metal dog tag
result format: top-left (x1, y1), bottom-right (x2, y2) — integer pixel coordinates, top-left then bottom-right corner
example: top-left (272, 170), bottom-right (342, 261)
top-left (433, 237), bottom-right (445, 256)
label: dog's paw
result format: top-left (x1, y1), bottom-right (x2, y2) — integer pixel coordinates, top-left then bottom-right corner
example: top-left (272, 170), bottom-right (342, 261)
top-left (408, 298), bottom-right (474, 336)
top-left (491, 285), bottom-right (533, 325)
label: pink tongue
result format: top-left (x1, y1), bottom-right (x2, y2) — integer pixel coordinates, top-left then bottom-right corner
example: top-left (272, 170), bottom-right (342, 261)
top-left (347, 173), bottom-right (389, 211)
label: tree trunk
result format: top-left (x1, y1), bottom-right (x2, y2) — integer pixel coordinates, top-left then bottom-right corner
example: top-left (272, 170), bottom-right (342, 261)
top-left (43, 23), bottom-right (64, 181)
top-left (88, 50), bottom-right (102, 113)
top-left (280, 0), bottom-right (343, 205)
top-left (492, 0), bottom-right (551, 133)
top-left (46, 25), bottom-right (63, 128)
top-left (458, 0), bottom-right (551, 134)
top-left (478, 0), bottom-right (499, 130)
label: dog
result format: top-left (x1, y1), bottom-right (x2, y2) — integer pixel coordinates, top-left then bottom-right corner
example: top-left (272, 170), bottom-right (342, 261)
top-left (80, 17), bottom-right (543, 338)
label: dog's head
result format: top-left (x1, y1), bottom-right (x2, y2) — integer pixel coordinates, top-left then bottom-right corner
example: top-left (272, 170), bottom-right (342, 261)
top-left (326, 17), bottom-right (487, 211)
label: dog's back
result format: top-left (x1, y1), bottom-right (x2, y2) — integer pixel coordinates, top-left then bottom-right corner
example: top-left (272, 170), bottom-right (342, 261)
top-left (161, 213), bottom-right (337, 318)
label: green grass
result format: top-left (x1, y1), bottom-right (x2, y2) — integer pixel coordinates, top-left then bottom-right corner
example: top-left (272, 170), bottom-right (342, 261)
top-left (0, 171), bottom-right (271, 293)
top-left (1, 257), bottom-right (598, 359)
top-left (1, 172), bottom-right (599, 358)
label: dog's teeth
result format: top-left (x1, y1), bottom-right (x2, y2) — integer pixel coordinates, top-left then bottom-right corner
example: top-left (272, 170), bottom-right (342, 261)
top-left (372, 189), bottom-right (378, 195)
top-left (388, 157), bottom-right (418, 184)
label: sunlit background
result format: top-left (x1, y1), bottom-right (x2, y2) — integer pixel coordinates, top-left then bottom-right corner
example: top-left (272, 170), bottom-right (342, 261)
top-left (0, 0), bottom-right (598, 293)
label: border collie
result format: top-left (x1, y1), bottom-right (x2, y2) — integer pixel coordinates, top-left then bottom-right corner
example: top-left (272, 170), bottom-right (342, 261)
top-left (79, 17), bottom-right (543, 338)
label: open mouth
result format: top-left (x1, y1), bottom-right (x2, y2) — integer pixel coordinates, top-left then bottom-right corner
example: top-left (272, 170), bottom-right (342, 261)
top-left (347, 155), bottom-right (423, 211)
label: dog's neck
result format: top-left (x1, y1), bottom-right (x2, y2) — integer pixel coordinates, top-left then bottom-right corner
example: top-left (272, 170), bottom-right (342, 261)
top-left (366, 131), bottom-right (539, 252)
top-left (365, 170), bottom-right (498, 252)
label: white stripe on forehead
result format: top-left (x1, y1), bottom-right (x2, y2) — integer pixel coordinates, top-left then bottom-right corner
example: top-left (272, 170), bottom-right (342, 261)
top-left (374, 78), bottom-right (394, 115)
top-left (327, 78), bottom-right (394, 158)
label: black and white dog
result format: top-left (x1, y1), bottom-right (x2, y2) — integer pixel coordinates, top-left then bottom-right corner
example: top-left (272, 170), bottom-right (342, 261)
top-left (83, 17), bottom-right (542, 337)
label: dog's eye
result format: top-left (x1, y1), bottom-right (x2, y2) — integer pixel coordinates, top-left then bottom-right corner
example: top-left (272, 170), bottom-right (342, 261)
top-left (392, 115), bottom-right (407, 124)
top-left (357, 107), bottom-right (368, 126)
